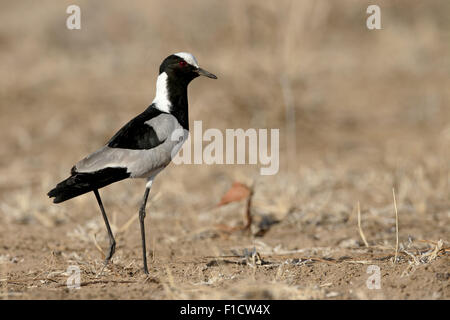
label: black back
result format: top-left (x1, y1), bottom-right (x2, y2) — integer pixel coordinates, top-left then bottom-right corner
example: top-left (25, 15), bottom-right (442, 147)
top-left (107, 106), bottom-right (166, 150)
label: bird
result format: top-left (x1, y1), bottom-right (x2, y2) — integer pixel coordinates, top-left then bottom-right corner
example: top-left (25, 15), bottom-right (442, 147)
top-left (47, 52), bottom-right (217, 274)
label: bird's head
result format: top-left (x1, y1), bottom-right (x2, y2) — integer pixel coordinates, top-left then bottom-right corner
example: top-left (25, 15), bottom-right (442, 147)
top-left (152, 52), bottom-right (217, 114)
top-left (159, 52), bottom-right (217, 84)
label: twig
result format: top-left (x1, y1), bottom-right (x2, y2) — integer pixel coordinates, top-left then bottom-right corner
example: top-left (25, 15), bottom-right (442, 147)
top-left (392, 188), bottom-right (399, 264)
top-left (92, 233), bottom-right (105, 258)
top-left (55, 279), bottom-right (136, 288)
top-left (243, 183), bottom-right (254, 230)
top-left (280, 75), bottom-right (296, 173)
top-left (357, 201), bottom-right (369, 247)
top-left (117, 214), bottom-right (139, 233)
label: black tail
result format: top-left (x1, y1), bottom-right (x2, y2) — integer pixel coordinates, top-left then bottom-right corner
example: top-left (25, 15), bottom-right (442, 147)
top-left (48, 167), bottom-right (130, 203)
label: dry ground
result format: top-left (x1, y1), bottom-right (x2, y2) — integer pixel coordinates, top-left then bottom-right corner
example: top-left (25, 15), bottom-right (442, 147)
top-left (0, 1), bottom-right (449, 299)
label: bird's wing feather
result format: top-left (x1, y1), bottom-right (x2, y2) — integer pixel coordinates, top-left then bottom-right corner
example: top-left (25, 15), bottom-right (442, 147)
top-left (107, 106), bottom-right (166, 150)
top-left (74, 111), bottom-right (185, 178)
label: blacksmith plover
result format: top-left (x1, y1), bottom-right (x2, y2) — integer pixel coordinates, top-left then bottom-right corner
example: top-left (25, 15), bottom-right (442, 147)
top-left (48, 53), bottom-right (217, 274)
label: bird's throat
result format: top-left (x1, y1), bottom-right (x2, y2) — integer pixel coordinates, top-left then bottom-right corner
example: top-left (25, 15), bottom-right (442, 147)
top-left (152, 72), bottom-right (189, 130)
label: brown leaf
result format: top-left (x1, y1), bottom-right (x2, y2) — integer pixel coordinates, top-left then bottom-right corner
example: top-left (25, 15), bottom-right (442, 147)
top-left (217, 182), bottom-right (251, 207)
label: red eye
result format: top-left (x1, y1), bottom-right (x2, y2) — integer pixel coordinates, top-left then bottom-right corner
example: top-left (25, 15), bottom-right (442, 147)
top-left (179, 61), bottom-right (187, 67)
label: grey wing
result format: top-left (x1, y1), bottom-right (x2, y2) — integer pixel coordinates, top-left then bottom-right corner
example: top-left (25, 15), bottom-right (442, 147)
top-left (74, 114), bottom-right (188, 178)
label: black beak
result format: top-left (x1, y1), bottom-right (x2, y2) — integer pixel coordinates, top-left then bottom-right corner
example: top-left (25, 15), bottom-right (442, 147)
top-left (196, 67), bottom-right (217, 79)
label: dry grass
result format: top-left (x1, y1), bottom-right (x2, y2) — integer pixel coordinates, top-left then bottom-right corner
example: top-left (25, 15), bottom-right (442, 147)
top-left (0, 0), bottom-right (449, 299)
top-left (392, 188), bottom-right (399, 264)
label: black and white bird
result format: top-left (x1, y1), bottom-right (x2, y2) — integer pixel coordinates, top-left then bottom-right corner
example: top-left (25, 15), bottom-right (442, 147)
top-left (48, 52), bottom-right (217, 274)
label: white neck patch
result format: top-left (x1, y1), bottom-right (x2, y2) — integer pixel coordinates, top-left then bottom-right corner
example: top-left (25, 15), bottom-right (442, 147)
top-left (152, 72), bottom-right (171, 113)
top-left (174, 52), bottom-right (199, 67)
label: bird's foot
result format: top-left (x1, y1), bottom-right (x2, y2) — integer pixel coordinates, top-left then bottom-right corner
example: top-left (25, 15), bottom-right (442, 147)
top-left (95, 258), bottom-right (112, 278)
top-left (143, 264), bottom-right (149, 275)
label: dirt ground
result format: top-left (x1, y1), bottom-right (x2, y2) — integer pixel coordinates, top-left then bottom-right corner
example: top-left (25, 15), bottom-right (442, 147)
top-left (0, 1), bottom-right (449, 300)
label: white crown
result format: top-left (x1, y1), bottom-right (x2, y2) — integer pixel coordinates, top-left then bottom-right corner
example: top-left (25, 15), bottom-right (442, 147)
top-left (174, 52), bottom-right (199, 67)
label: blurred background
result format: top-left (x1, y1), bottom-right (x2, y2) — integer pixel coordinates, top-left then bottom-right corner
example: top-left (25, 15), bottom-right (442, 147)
top-left (0, 0), bottom-right (449, 299)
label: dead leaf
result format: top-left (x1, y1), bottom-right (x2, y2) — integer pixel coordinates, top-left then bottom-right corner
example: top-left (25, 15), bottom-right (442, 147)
top-left (217, 182), bottom-right (251, 207)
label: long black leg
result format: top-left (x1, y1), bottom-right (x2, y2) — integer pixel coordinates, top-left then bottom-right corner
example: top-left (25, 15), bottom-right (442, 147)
top-left (139, 186), bottom-right (151, 274)
top-left (93, 189), bottom-right (116, 266)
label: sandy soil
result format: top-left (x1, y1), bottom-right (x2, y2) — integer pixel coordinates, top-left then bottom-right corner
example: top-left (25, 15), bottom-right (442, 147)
top-left (0, 0), bottom-right (449, 299)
